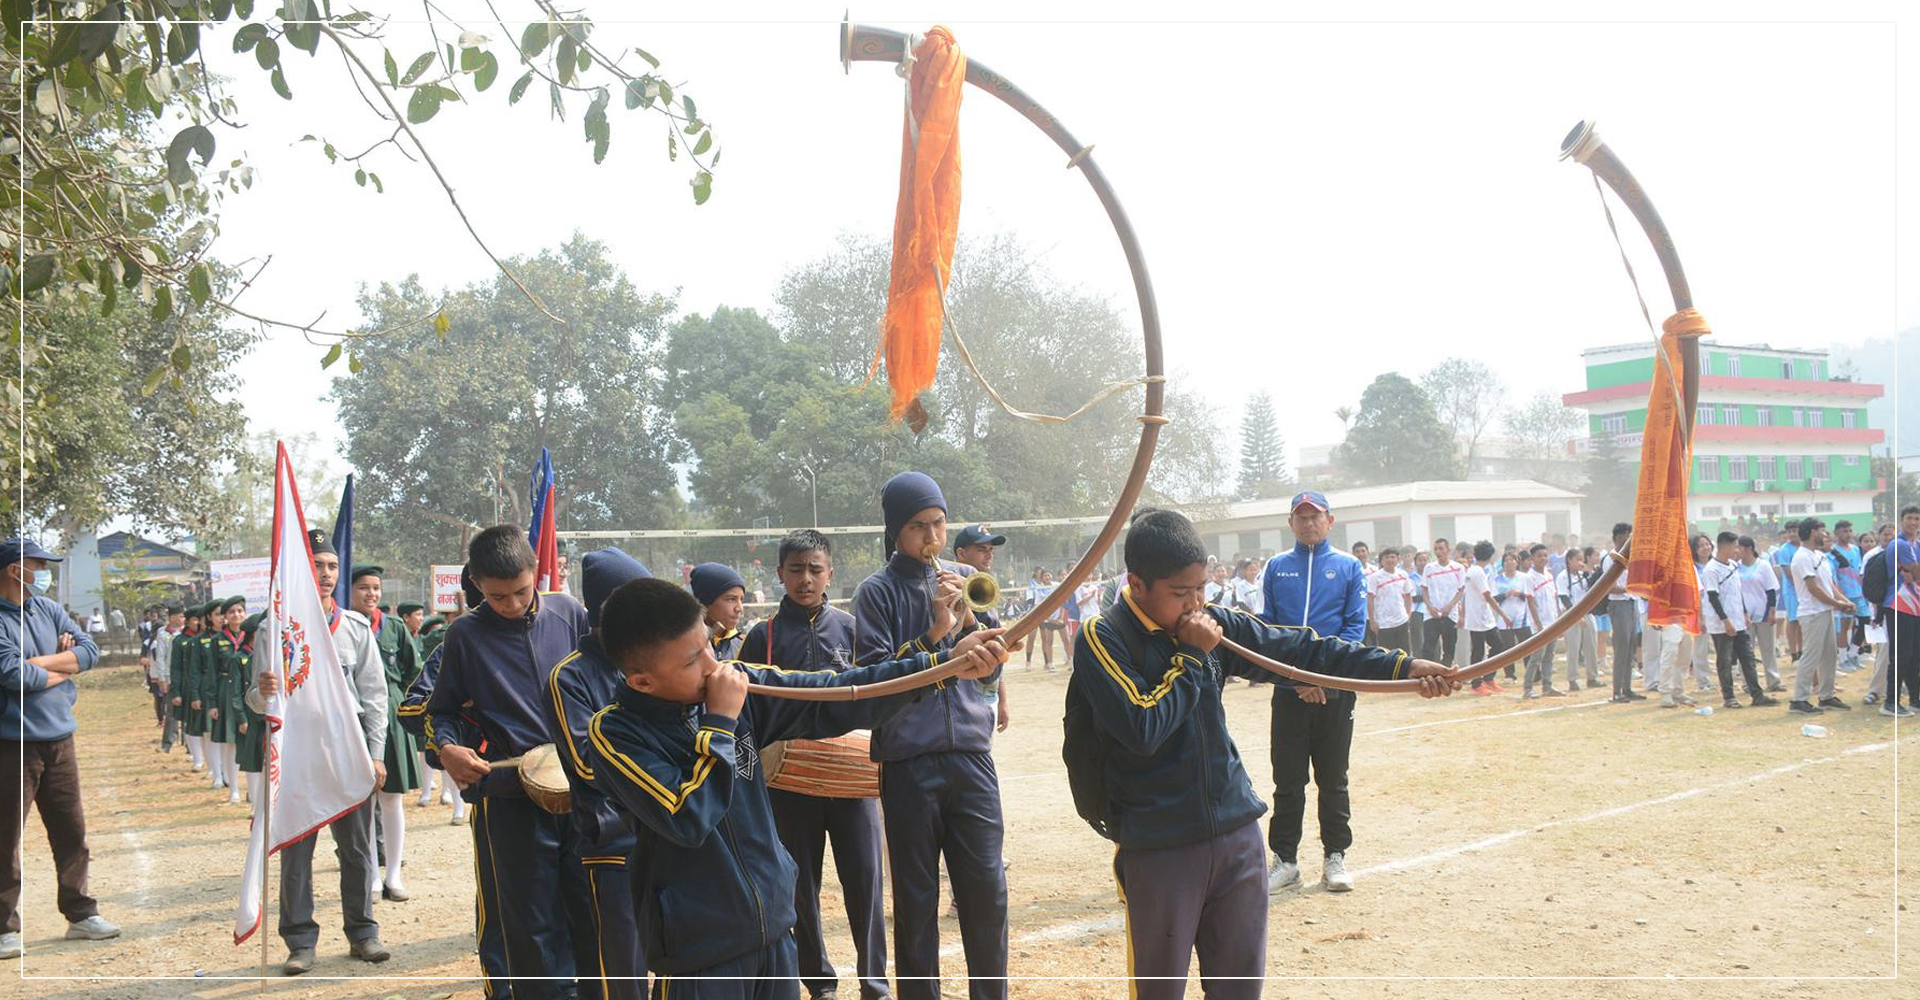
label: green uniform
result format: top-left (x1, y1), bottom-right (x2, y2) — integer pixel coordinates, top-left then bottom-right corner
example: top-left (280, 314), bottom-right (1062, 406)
top-left (167, 629), bottom-right (196, 723)
top-left (236, 626), bottom-right (268, 774)
top-left (183, 632), bottom-right (213, 737)
top-left (205, 629), bottom-right (244, 745)
top-left (419, 620), bottom-right (448, 659)
top-left (372, 612), bottom-right (423, 793)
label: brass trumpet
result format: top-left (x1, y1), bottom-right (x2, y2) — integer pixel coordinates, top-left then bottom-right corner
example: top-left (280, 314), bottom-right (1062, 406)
top-left (920, 544), bottom-right (1002, 613)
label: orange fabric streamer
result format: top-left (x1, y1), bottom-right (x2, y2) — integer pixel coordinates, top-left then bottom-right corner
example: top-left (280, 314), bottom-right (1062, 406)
top-left (1627, 308), bottom-right (1712, 634)
top-left (872, 27), bottom-right (964, 422)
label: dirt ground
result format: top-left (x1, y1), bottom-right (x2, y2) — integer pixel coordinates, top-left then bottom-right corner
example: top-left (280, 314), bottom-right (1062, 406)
top-left (10, 651), bottom-right (1917, 1000)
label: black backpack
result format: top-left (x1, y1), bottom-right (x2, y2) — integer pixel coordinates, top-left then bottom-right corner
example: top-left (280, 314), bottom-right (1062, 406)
top-left (1861, 549), bottom-right (1891, 611)
top-left (1061, 614), bottom-right (1155, 841)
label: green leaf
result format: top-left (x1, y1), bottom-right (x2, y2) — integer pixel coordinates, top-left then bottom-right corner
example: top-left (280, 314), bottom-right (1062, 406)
top-left (321, 343), bottom-right (342, 369)
top-left (520, 21), bottom-right (550, 58)
top-left (141, 366), bottom-right (169, 396)
top-left (556, 35), bottom-right (576, 85)
top-left (347, 353), bottom-right (364, 375)
top-left (368, 172), bottom-right (383, 194)
top-left (232, 23), bottom-right (269, 53)
top-left (284, 0), bottom-right (320, 54)
top-left (383, 48), bottom-right (398, 87)
top-left (401, 52), bottom-right (435, 85)
top-left (187, 264), bottom-right (212, 305)
top-left (473, 52), bottom-right (499, 91)
top-left (623, 79), bottom-right (644, 110)
top-left (150, 285), bottom-right (173, 322)
top-left (691, 170), bottom-right (712, 206)
top-left (682, 95), bottom-right (697, 120)
top-left (666, 130), bottom-right (676, 162)
top-left (165, 125), bottom-right (216, 185)
top-left (407, 86), bottom-right (443, 123)
top-left (691, 130), bottom-right (712, 156)
top-left (118, 252), bottom-right (143, 288)
top-left (165, 23), bottom-right (200, 65)
top-left (170, 343), bottom-right (191, 370)
top-left (460, 47), bottom-right (483, 72)
top-left (254, 36), bottom-right (279, 70)
top-left (634, 46), bottom-right (659, 68)
top-left (549, 82), bottom-right (565, 121)
top-left (434, 312), bottom-right (451, 338)
top-left (508, 71), bottom-right (533, 105)
top-left (236, 0), bottom-right (255, 16)
top-left (270, 66), bottom-right (291, 100)
top-left (658, 80), bottom-right (673, 108)
top-left (99, 275), bottom-right (117, 316)
top-left (323, 141), bottom-right (336, 163)
top-left (354, 167), bottom-right (366, 186)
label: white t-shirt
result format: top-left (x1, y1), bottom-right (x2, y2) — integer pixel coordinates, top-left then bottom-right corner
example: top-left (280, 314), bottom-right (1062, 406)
top-left (1527, 569), bottom-right (1559, 631)
top-left (1736, 560), bottom-right (1775, 623)
top-left (1424, 563), bottom-right (1465, 624)
top-left (1371, 569), bottom-right (1413, 629)
top-left (1076, 583), bottom-right (1102, 619)
top-left (1497, 572), bottom-right (1531, 629)
top-left (1791, 546), bottom-right (1836, 621)
top-left (1464, 563), bottom-right (1498, 632)
top-left (1231, 576), bottom-right (1263, 616)
top-left (1700, 558), bottom-right (1747, 633)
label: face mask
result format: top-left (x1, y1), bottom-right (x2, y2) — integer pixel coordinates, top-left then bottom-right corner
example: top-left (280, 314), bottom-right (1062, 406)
top-left (12, 565), bottom-right (51, 595)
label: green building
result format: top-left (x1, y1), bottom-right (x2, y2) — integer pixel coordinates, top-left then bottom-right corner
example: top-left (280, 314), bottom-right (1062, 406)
top-left (1563, 341), bottom-right (1883, 530)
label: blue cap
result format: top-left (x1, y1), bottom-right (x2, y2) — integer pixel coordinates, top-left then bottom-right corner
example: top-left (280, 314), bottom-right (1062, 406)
top-left (582, 547), bottom-right (651, 628)
top-left (1, 536), bottom-right (63, 566)
top-left (952, 524), bottom-right (1006, 552)
top-left (689, 562), bottom-right (747, 606)
top-left (1290, 490), bottom-right (1330, 513)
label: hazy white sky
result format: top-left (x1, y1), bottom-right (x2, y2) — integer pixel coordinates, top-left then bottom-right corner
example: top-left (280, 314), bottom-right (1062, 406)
top-left (199, 0), bottom-right (1912, 492)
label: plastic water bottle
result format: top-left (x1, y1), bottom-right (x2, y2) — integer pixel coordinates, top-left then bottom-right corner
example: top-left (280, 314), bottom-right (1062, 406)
top-left (1801, 724), bottom-right (1829, 739)
top-left (1694, 706), bottom-right (1714, 717)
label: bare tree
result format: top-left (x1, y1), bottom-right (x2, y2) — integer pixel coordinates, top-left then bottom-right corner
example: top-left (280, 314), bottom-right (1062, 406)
top-left (1503, 392), bottom-right (1583, 484)
top-left (1420, 358), bottom-right (1503, 471)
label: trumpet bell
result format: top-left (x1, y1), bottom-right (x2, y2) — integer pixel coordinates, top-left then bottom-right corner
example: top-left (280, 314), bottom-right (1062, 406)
top-left (963, 573), bottom-right (1000, 612)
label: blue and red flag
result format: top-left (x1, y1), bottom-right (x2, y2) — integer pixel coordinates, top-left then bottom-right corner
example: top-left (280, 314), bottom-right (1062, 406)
top-left (528, 448), bottom-right (559, 592)
top-left (330, 473), bottom-right (354, 613)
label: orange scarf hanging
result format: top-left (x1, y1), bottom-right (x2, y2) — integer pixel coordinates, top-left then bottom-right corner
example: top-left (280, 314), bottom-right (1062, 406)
top-left (1627, 308), bottom-right (1711, 633)
top-left (871, 27), bottom-right (964, 423)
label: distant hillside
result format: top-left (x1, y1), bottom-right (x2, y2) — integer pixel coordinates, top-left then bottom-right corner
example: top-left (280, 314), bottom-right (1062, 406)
top-left (1831, 327), bottom-right (1914, 457)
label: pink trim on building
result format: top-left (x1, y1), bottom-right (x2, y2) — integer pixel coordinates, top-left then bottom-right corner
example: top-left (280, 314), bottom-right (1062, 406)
top-left (1562, 375), bottom-right (1884, 407)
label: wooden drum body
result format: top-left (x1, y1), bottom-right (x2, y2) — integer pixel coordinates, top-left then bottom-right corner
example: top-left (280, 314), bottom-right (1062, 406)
top-left (517, 743), bottom-right (574, 814)
top-left (762, 730), bottom-right (880, 799)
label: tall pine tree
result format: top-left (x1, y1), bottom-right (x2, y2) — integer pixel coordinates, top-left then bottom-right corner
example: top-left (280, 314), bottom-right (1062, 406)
top-left (1237, 392), bottom-right (1292, 500)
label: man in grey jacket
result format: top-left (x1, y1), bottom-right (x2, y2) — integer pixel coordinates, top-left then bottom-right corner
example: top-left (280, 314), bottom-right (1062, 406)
top-left (255, 527), bottom-right (392, 974)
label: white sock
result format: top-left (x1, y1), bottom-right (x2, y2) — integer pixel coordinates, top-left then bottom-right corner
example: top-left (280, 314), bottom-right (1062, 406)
top-left (377, 792), bottom-right (407, 888)
top-left (223, 745), bottom-right (239, 791)
top-left (187, 735), bottom-right (204, 767)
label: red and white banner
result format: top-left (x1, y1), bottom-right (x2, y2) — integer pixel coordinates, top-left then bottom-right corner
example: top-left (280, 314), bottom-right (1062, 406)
top-left (235, 442), bottom-right (378, 944)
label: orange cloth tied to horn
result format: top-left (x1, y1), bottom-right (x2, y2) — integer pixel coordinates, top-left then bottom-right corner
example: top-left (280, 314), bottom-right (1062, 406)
top-left (871, 27), bottom-right (964, 422)
top-left (1627, 308), bottom-right (1712, 634)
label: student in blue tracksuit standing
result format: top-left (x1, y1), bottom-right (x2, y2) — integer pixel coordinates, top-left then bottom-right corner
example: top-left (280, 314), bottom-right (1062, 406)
top-left (587, 577), bottom-right (1008, 999)
top-left (852, 472), bottom-right (1007, 1000)
top-left (742, 530), bottom-right (889, 1000)
top-left (1257, 490), bottom-right (1368, 895)
top-left (545, 547), bottom-right (653, 1000)
top-left (692, 563), bottom-right (747, 661)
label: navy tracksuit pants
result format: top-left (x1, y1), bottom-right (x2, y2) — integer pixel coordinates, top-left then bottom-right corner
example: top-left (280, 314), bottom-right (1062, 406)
top-left (769, 789), bottom-right (889, 1000)
top-left (472, 794), bottom-right (517, 1000)
top-left (481, 795), bottom-right (585, 1000)
top-left (652, 934), bottom-right (799, 1000)
top-left (879, 750), bottom-right (1007, 1000)
top-left (573, 828), bottom-right (647, 1000)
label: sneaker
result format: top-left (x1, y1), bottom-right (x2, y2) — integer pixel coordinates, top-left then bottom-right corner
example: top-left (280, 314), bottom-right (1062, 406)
top-left (1767, 683), bottom-right (1787, 693)
top-left (1751, 694), bottom-right (1780, 707)
top-left (1486, 680), bottom-right (1505, 694)
top-left (1322, 852), bottom-right (1354, 892)
top-left (441, 789), bottom-right (456, 806)
top-left (1473, 685), bottom-right (1495, 697)
top-left (1609, 695), bottom-right (1629, 703)
top-left (349, 936), bottom-right (391, 963)
top-left (1788, 701), bottom-right (1825, 715)
top-left (1268, 857), bottom-right (1301, 893)
top-left (283, 947), bottom-right (316, 975)
top-left (1542, 688), bottom-right (1568, 698)
top-left (1818, 697), bottom-right (1852, 711)
top-left (383, 881), bottom-right (410, 902)
top-left (1659, 697), bottom-right (1679, 708)
top-left (1722, 699), bottom-right (1744, 709)
top-left (1625, 691), bottom-right (1649, 701)
top-left (416, 793), bottom-right (434, 808)
top-left (1880, 704), bottom-right (1916, 718)
top-left (65, 915), bottom-right (121, 940)
top-left (0, 931), bottom-right (20, 959)
top-left (1863, 692), bottom-right (1881, 705)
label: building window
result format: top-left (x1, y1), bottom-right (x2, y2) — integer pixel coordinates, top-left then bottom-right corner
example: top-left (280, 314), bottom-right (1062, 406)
top-left (1760, 503), bottom-right (1779, 516)
top-left (1841, 410), bottom-right (1856, 428)
top-left (1756, 407), bottom-right (1774, 427)
top-left (1808, 409), bottom-right (1825, 428)
top-left (1697, 457), bottom-right (1719, 482)
top-left (1784, 456), bottom-right (1804, 480)
top-left (1728, 356), bottom-right (1741, 377)
top-left (1812, 457), bottom-right (1830, 480)
top-left (1814, 502), bottom-right (1834, 513)
top-left (1600, 415), bottom-right (1626, 435)
top-left (1695, 405), bottom-right (1713, 425)
top-left (1728, 456), bottom-right (1748, 481)
top-left (1757, 456), bottom-right (1776, 480)
top-left (1844, 454), bottom-right (1860, 467)
top-left (1788, 503), bottom-right (1809, 514)
top-left (1791, 407), bottom-right (1805, 427)
top-left (1781, 359), bottom-right (1794, 379)
top-left (1732, 504), bottom-right (1753, 515)
top-left (1700, 505), bottom-right (1724, 518)
top-left (1722, 404), bottom-right (1738, 425)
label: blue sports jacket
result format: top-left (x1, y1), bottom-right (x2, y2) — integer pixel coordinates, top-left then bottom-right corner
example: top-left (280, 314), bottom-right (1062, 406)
top-left (586, 652), bottom-right (940, 975)
top-left (2, 594), bottom-right (100, 741)
top-left (426, 592), bottom-right (589, 799)
top-left (1075, 591), bottom-right (1411, 849)
top-left (738, 597), bottom-right (857, 673)
top-left (1260, 540), bottom-right (1368, 691)
top-left (545, 633), bottom-right (639, 859)
top-left (851, 552), bottom-right (1001, 761)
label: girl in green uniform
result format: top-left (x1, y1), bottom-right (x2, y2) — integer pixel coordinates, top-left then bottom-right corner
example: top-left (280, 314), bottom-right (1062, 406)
top-left (349, 566), bottom-right (422, 901)
top-left (172, 605), bottom-right (208, 772)
top-left (235, 612), bottom-right (269, 810)
top-left (206, 596), bottom-right (248, 803)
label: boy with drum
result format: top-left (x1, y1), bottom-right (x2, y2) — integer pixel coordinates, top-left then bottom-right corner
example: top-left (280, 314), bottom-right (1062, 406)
top-left (740, 529), bottom-right (889, 1000)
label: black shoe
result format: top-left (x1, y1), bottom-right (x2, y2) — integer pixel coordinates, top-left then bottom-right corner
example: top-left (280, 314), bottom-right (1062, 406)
top-left (1751, 694), bottom-right (1780, 707)
top-left (349, 937), bottom-right (391, 963)
top-left (1767, 683), bottom-right (1787, 693)
top-left (1542, 688), bottom-right (1568, 698)
top-left (283, 948), bottom-right (315, 975)
top-left (1788, 701), bottom-right (1824, 714)
top-left (1625, 691), bottom-right (1649, 701)
top-left (1610, 695), bottom-right (1628, 703)
top-left (1818, 697), bottom-right (1851, 711)
top-left (1722, 699), bottom-right (1744, 709)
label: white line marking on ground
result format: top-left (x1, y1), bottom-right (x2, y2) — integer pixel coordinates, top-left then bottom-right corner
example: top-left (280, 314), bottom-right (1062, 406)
top-left (950, 738), bottom-right (1907, 957)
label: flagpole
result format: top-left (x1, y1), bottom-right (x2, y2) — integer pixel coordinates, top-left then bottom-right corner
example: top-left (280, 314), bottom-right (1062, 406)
top-left (259, 740), bottom-right (272, 981)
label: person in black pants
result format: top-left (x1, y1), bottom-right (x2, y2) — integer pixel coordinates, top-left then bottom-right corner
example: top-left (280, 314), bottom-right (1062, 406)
top-left (1601, 523), bottom-right (1646, 702)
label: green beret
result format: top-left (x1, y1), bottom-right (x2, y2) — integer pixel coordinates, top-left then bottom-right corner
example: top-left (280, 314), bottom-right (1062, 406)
top-left (350, 564), bottom-right (384, 582)
top-left (220, 595), bottom-right (247, 611)
top-left (189, 602), bottom-right (211, 618)
top-left (397, 602), bottom-right (425, 616)
top-left (240, 611), bottom-right (265, 635)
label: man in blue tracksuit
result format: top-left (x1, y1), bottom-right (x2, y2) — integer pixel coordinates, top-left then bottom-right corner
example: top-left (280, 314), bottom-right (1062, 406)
top-left (546, 548), bottom-right (653, 1000)
top-left (428, 527), bottom-right (593, 1000)
top-left (586, 577), bottom-right (1007, 999)
top-left (742, 530), bottom-right (888, 1000)
top-left (852, 472), bottom-right (1007, 1000)
top-left (1258, 490), bottom-right (1368, 894)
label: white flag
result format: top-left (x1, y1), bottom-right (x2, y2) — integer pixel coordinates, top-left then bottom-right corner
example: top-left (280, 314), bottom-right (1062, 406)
top-left (236, 442), bottom-right (378, 944)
